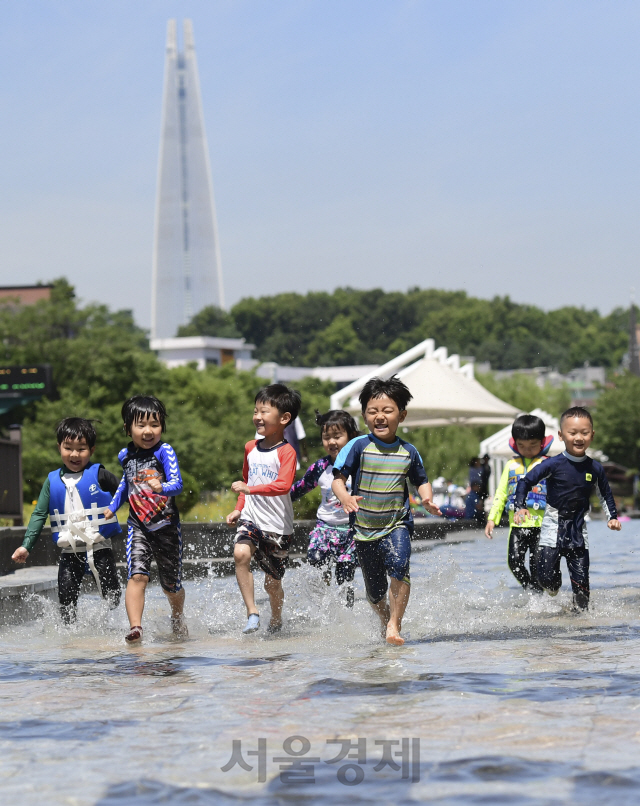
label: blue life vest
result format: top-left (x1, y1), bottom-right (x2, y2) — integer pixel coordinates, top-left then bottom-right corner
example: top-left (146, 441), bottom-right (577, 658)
top-left (48, 464), bottom-right (122, 544)
top-left (505, 456), bottom-right (548, 513)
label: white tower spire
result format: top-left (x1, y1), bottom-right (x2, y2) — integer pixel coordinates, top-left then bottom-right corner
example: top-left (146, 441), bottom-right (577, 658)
top-left (151, 19), bottom-right (224, 339)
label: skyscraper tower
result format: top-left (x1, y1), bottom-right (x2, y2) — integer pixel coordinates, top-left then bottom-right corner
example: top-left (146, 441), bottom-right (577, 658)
top-left (151, 19), bottom-right (224, 339)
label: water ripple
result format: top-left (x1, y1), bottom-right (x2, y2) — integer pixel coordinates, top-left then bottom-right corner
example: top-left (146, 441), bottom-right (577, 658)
top-left (0, 719), bottom-right (135, 741)
top-left (302, 670), bottom-right (640, 701)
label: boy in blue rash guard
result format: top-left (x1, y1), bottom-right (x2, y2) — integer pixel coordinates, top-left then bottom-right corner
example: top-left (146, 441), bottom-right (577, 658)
top-left (332, 376), bottom-right (441, 646)
top-left (514, 406), bottom-right (621, 611)
top-left (104, 396), bottom-right (186, 643)
top-left (12, 418), bottom-right (122, 623)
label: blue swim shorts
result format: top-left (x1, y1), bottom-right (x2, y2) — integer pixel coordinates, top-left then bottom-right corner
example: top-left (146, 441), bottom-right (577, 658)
top-left (354, 525), bottom-right (411, 604)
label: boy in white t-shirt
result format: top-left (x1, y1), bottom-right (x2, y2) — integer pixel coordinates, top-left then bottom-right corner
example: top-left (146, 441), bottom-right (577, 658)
top-left (226, 384), bottom-right (301, 635)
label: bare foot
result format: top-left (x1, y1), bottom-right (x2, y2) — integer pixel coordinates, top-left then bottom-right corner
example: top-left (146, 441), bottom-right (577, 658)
top-left (386, 623), bottom-right (404, 646)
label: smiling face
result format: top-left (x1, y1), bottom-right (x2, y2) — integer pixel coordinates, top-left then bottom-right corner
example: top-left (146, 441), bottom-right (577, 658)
top-left (129, 413), bottom-right (163, 451)
top-left (559, 416), bottom-right (594, 457)
top-left (322, 424), bottom-right (350, 461)
top-left (253, 401), bottom-right (291, 440)
top-left (363, 394), bottom-right (406, 443)
top-left (58, 437), bottom-right (95, 473)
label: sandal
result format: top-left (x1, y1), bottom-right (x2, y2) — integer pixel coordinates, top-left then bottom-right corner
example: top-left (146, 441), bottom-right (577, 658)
top-left (125, 626), bottom-right (143, 643)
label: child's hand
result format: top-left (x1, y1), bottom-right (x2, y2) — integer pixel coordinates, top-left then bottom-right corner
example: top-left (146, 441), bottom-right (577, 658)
top-left (422, 499), bottom-right (442, 517)
top-left (231, 481), bottom-right (250, 495)
top-left (485, 520), bottom-right (495, 539)
top-left (147, 477), bottom-right (163, 493)
top-left (513, 508), bottom-right (528, 525)
top-left (341, 495), bottom-right (363, 514)
top-left (103, 509), bottom-right (114, 521)
top-left (608, 518), bottom-right (622, 531)
top-left (226, 509), bottom-right (241, 525)
top-left (12, 547), bottom-right (28, 563)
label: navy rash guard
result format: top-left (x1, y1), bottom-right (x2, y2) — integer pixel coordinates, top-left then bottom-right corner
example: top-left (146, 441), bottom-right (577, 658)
top-left (514, 451), bottom-right (617, 550)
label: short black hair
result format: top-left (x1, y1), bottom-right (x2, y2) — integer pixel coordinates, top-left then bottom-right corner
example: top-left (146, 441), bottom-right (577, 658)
top-left (255, 384), bottom-right (301, 422)
top-left (358, 375), bottom-right (412, 413)
top-left (560, 406), bottom-right (593, 427)
top-left (512, 414), bottom-right (546, 441)
top-left (56, 418), bottom-right (98, 448)
top-left (122, 395), bottom-right (167, 434)
top-left (315, 409), bottom-right (359, 441)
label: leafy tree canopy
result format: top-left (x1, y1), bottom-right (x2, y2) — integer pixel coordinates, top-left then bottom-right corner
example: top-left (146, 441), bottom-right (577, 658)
top-left (176, 305), bottom-right (240, 339)
top-left (224, 287), bottom-right (627, 372)
top-left (593, 373), bottom-right (640, 471)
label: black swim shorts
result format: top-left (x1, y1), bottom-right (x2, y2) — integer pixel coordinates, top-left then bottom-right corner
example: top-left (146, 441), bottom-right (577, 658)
top-left (126, 521), bottom-right (183, 593)
top-left (235, 520), bottom-right (292, 580)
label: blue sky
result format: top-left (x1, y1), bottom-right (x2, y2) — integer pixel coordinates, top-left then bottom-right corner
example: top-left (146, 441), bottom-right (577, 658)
top-left (1, 1), bottom-right (638, 329)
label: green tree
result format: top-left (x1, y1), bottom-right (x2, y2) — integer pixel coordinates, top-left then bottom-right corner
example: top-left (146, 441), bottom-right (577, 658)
top-left (477, 373), bottom-right (571, 418)
top-left (230, 287), bottom-right (628, 372)
top-left (304, 315), bottom-right (362, 366)
top-left (593, 373), bottom-right (640, 470)
top-left (177, 305), bottom-right (241, 338)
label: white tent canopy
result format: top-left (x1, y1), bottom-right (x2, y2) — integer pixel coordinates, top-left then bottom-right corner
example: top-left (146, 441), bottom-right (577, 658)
top-left (330, 339), bottom-right (520, 428)
top-left (479, 408), bottom-right (562, 498)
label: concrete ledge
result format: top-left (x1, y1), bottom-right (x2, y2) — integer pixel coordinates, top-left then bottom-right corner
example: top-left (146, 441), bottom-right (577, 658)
top-left (0, 565), bottom-right (59, 626)
top-left (0, 527), bottom-right (480, 624)
top-left (0, 518), bottom-right (478, 576)
top-left (0, 565), bottom-right (59, 597)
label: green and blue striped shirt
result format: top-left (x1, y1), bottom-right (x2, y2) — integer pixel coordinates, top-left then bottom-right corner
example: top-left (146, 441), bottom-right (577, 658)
top-left (333, 433), bottom-right (428, 541)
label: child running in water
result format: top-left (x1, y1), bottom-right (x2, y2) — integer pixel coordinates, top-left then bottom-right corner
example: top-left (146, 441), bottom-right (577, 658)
top-left (226, 384), bottom-right (301, 635)
top-left (332, 376), bottom-right (441, 645)
top-left (12, 418), bottom-right (122, 623)
top-left (514, 406), bottom-right (621, 611)
top-left (485, 413), bottom-right (553, 592)
top-left (104, 396), bottom-right (186, 643)
top-left (290, 410), bottom-right (359, 607)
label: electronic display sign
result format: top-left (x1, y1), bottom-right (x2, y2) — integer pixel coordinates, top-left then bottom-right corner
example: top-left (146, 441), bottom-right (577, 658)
top-left (0, 365), bottom-right (53, 398)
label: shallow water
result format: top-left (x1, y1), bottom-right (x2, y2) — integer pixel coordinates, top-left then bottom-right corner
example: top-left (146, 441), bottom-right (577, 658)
top-left (2, 521), bottom-right (640, 805)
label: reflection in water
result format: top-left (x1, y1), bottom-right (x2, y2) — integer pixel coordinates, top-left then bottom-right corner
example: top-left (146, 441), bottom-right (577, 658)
top-left (0, 719), bottom-right (135, 741)
top-left (1, 521), bottom-right (640, 805)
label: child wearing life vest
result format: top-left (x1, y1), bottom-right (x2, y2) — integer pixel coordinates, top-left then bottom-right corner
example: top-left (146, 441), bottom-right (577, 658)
top-left (12, 418), bottom-right (122, 623)
top-left (514, 406), bottom-right (621, 611)
top-left (485, 414), bottom-right (552, 592)
top-left (103, 396), bottom-right (185, 644)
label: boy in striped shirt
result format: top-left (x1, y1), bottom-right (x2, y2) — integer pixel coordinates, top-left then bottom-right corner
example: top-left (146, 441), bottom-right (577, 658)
top-left (332, 376), bottom-right (441, 645)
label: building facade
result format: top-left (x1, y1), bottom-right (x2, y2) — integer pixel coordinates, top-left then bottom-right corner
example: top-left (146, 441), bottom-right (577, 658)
top-left (150, 337), bottom-right (255, 371)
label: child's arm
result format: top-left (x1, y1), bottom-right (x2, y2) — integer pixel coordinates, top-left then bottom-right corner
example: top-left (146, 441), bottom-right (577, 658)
top-left (156, 444), bottom-right (183, 496)
top-left (513, 460), bottom-right (552, 525)
top-left (330, 437), bottom-right (363, 513)
top-left (595, 466), bottom-right (621, 531)
top-left (290, 458), bottom-right (327, 501)
top-left (231, 445), bottom-right (297, 498)
top-left (331, 473), bottom-right (363, 513)
top-left (104, 472), bottom-right (127, 521)
top-left (228, 446), bottom-right (251, 523)
top-left (98, 467), bottom-right (121, 496)
top-left (407, 448), bottom-right (441, 516)
top-left (417, 482), bottom-right (442, 516)
top-left (12, 478), bottom-right (51, 562)
top-left (486, 462), bottom-right (510, 538)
